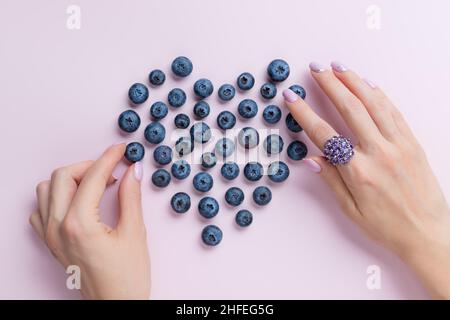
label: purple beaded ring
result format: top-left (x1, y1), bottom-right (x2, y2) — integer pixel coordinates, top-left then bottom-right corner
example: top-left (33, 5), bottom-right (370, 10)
top-left (323, 135), bottom-right (355, 166)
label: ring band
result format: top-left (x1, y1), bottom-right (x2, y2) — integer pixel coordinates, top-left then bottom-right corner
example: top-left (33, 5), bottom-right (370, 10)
top-left (323, 135), bottom-right (355, 166)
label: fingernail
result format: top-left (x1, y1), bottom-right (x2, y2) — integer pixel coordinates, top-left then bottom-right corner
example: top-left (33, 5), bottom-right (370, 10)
top-left (331, 61), bottom-right (348, 72)
top-left (134, 161), bottom-right (143, 181)
top-left (363, 78), bottom-right (376, 89)
top-left (309, 62), bottom-right (326, 73)
top-left (114, 141), bottom-right (126, 146)
top-left (302, 159), bottom-right (322, 173)
top-left (282, 89), bottom-right (299, 103)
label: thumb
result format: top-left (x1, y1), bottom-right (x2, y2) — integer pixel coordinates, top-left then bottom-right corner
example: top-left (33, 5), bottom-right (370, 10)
top-left (117, 161), bottom-right (144, 233)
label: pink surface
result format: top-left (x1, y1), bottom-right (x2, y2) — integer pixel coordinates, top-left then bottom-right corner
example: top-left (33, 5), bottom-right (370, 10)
top-left (1, 0), bottom-right (449, 299)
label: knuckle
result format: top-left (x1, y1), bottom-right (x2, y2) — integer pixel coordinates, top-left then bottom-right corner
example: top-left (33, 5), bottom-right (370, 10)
top-left (310, 123), bottom-right (333, 146)
top-left (61, 216), bottom-right (82, 241)
top-left (51, 167), bottom-right (68, 181)
top-left (341, 95), bottom-right (363, 114)
top-left (35, 180), bottom-right (49, 194)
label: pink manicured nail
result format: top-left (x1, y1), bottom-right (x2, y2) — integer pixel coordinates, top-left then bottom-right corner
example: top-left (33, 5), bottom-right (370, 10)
top-left (282, 89), bottom-right (299, 103)
top-left (331, 61), bottom-right (348, 72)
top-left (363, 78), bottom-right (376, 89)
top-left (115, 141), bottom-right (126, 146)
top-left (302, 159), bottom-right (322, 173)
top-left (134, 162), bottom-right (143, 181)
top-left (309, 62), bottom-right (326, 73)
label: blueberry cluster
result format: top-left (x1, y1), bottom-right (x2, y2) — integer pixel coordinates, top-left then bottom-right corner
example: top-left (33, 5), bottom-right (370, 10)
top-left (117, 56), bottom-right (309, 247)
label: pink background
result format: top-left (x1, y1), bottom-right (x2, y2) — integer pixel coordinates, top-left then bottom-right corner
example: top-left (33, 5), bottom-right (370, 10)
top-left (1, 0), bottom-right (450, 299)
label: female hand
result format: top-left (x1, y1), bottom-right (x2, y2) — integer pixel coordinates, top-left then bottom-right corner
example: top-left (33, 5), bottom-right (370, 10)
top-left (29, 143), bottom-right (150, 299)
top-left (283, 62), bottom-right (450, 299)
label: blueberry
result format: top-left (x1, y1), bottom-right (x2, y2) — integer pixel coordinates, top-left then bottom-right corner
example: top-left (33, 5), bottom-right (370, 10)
top-left (128, 83), bottom-right (149, 104)
top-left (201, 225), bottom-right (222, 246)
top-left (244, 162), bottom-right (263, 181)
top-left (193, 78), bottom-right (214, 99)
top-left (198, 197), bottom-right (219, 219)
top-left (252, 186), bottom-right (272, 206)
top-left (148, 69), bottom-right (166, 86)
top-left (201, 152), bottom-right (217, 169)
top-left (238, 99), bottom-right (258, 119)
top-left (150, 101), bottom-right (168, 120)
top-left (217, 111), bottom-right (236, 130)
top-left (260, 82), bottom-right (277, 99)
top-left (151, 169), bottom-right (171, 188)
top-left (215, 138), bottom-right (235, 158)
top-left (193, 172), bottom-right (214, 192)
top-left (171, 56), bottom-right (193, 77)
top-left (190, 122), bottom-right (211, 144)
top-left (174, 113), bottom-right (190, 129)
top-left (263, 134), bottom-right (284, 155)
top-left (193, 101), bottom-right (210, 119)
top-left (237, 72), bottom-right (255, 90)
top-left (262, 105), bottom-right (282, 124)
top-left (237, 127), bottom-right (259, 149)
top-left (268, 161), bottom-right (290, 183)
top-left (289, 84), bottom-right (306, 99)
top-left (124, 142), bottom-right (145, 163)
top-left (118, 110), bottom-right (141, 133)
top-left (218, 84), bottom-right (236, 101)
top-left (286, 113), bottom-right (303, 132)
top-left (235, 210), bottom-right (253, 227)
top-left (221, 162), bottom-right (240, 180)
top-left (153, 145), bottom-right (173, 165)
top-left (171, 159), bottom-right (191, 180)
top-left (174, 137), bottom-right (194, 156)
top-left (144, 122), bottom-right (166, 144)
top-left (267, 59), bottom-right (290, 82)
top-left (287, 140), bottom-right (308, 161)
top-left (225, 187), bottom-right (244, 207)
top-left (168, 88), bottom-right (187, 108)
top-left (171, 192), bottom-right (191, 214)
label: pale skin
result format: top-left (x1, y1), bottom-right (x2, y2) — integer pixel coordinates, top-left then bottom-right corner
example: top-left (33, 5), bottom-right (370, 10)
top-left (30, 62), bottom-right (450, 299)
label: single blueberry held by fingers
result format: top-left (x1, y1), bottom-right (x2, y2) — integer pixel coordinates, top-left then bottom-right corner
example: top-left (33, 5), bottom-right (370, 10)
top-left (148, 69), bottom-right (166, 86)
top-left (225, 187), bottom-right (244, 207)
top-left (193, 101), bottom-right (210, 119)
top-left (171, 159), bottom-right (191, 180)
top-left (221, 162), bottom-right (240, 180)
top-left (118, 110), bottom-right (141, 133)
top-left (174, 113), bottom-right (190, 129)
top-left (218, 84), bottom-right (236, 101)
top-left (260, 82), bottom-right (277, 99)
top-left (235, 210), bottom-right (253, 227)
top-left (153, 145), bottom-right (173, 165)
top-left (289, 84), bottom-right (306, 99)
top-left (201, 152), bottom-right (217, 169)
top-left (215, 138), bottom-right (235, 158)
top-left (237, 72), bottom-right (255, 90)
top-left (217, 111), bottom-right (236, 130)
top-left (151, 169), bottom-right (171, 188)
top-left (124, 142), bottom-right (145, 163)
top-left (193, 78), bottom-right (214, 98)
top-left (237, 127), bottom-right (259, 149)
top-left (267, 59), bottom-right (290, 82)
top-left (171, 192), bottom-right (191, 214)
top-left (128, 83), bottom-right (149, 104)
top-left (150, 101), bottom-right (168, 120)
top-left (287, 140), bottom-right (308, 160)
top-left (193, 172), bottom-right (214, 192)
top-left (198, 197), bottom-right (219, 219)
top-left (238, 99), bottom-right (258, 119)
top-left (168, 88), bottom-right (187, 108)
top-left (190, 122), bottom-right (211, 144)
top-left (263, 105), bottom-right (282, 124)
top-left (252, 186), bottom-right (272, 206)
top-left (201, 225), bottom-right (222, 246)
top-left (286, 113), bottom-right (303, 132)
top-left (171, 56), bottom-right (193, 77)
top-left (263, 134), bottom-right (284, 155)
top-left (244, 162), bottom-right (263, 181)
top-left (268, 161), bottom-right (290, 183)
top-left (144, 122), bottom-right (166, 144)
top-left (174, 136), bottom-right (194, 156)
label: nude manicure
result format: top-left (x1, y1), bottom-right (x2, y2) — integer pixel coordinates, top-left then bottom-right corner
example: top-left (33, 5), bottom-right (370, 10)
top-left (282, 89), bottom-right (299, 103)
top-left (331, 61), bottom-right (348, 72)
top-left (302, 159), bottom-right (322, 173)
top-left (309, 62), bottom-right (326, 73)
top-left (363, 78), bottom-right (376, 89)
top-left (134, 161), bottom-right (143, 181)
